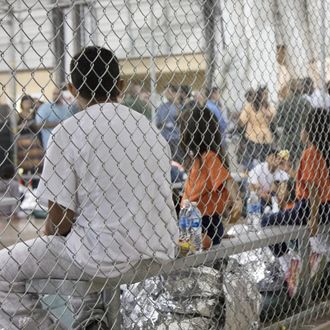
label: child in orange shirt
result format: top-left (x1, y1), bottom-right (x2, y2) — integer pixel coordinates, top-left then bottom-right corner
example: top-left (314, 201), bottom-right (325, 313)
top-left (261, 108), bottom-right (330, 256)
top-left (180, 107), bottom-right (242, 246)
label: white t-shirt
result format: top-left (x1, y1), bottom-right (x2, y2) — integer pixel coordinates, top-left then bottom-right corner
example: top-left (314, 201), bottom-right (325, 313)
top-left (36, 103), bottom-right (179, 277)
top-left (248, 162), bottom-right (289, 193)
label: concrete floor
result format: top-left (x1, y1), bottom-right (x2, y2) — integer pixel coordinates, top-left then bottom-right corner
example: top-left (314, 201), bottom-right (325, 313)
top-left (0, 214), bottom-right (74, 328)
top-left (0, 214), bottom-right (44, 248)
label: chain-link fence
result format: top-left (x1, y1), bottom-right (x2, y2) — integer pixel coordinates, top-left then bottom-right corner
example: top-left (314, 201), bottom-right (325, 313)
top-left (0, 0), bottom-right (330, 329)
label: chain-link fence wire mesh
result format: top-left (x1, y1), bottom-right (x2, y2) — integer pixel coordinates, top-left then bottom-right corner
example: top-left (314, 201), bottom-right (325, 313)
top-left (0, 0), bottom-right (330, 329)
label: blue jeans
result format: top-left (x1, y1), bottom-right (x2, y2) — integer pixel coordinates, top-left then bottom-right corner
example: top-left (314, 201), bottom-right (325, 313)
top-left (261, 199), bottom-right (330, 257)
top-left (202, 214), bottom-right (224, 246)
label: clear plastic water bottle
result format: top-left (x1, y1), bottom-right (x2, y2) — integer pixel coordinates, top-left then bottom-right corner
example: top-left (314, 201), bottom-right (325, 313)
top-left (178, 200), bottom-right (192, 256)
top-left (179, 200), bottom-right (191, 241)
top-left (271, 195), bottom-right (279, 213)
top-left (190, 202), bottom-right (203, 253)
top-left (247, 191), bottom-right (261, 228)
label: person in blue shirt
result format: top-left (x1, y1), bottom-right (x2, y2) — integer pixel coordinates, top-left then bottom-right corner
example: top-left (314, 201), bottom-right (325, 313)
top-left (36, 88), bottom-right (72, 148)
top-left (155, 84), bottom-right (185, 163)
top-left (206, 87), bottom-right (228, 149)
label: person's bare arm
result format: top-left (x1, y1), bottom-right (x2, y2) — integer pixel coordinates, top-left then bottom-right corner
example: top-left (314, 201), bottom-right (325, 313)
top-left (278, 160), bottom-right (296, 178)
top-left (238, 106), bottom-right (248, 127)
top-left (263, 104), bottom-right (276, 121)
top-left (44, 201), bottom-right (75, 236)
top-left (276, 181), bottom-right (289, 210)
top-left (225, 178), bottom-right (243, 224)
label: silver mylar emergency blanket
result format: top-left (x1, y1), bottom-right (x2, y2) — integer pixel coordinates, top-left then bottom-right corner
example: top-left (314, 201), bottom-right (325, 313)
top-left (122, 236), bottom-right (266, 330)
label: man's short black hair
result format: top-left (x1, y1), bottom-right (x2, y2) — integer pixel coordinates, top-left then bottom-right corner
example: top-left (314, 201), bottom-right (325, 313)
top-left (168, 84), bottom-right (179, 93)
top-left (180, 85), bottom-right (191, 97)
top-left (70, 46), bottom-right (120, 101)
top-left (205, 86), bottom-right (219, 98)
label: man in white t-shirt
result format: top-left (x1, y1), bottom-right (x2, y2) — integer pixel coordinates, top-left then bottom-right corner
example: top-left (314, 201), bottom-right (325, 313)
top-left (249, 150), bottom-right (290, 211)
top-left (0, 46), bottom-right (178, 329)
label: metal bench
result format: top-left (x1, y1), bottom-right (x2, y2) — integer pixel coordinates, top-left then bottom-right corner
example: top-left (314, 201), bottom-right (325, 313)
top-left (24, 225), bottom-right (318, 329)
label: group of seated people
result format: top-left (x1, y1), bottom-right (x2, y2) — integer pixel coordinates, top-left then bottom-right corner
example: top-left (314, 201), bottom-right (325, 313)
top-left (0, 44), bottom-right (328, 329)
top-left (166, 83), bottom-right (329, 236)
top-left (173, 103), bottom-right (329, 301)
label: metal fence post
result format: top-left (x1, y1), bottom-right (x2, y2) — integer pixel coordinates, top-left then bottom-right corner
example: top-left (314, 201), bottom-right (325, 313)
top-left (149, 0), bottom-right (157, 118)
top-left (203, 0), bottom-right (217, 91)
top-left (51, 0), bottom-right (66, 87)
top-left (103, 287), bottom-right (121, 330)
top-left (299, 230), bottom-right (312, 308)
top-left (72, 2), bottom-right (83, 55)
top-left (320, 0), bottom-right (326, 98)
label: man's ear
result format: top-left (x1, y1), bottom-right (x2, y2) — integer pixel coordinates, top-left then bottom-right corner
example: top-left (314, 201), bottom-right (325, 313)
top-left (116, 79), bottom-right (124, 98)
top-left (67, 83), bottom-right (78, 97)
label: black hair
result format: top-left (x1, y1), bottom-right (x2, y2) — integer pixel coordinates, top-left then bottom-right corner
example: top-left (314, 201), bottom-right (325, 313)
top-left (305, 108), bottom-right (330, 173)
top-left (0, 163), bottom-right (15, 180)
top-left (180, 106), bottom-right (228, 169)
top-left (211, 86), bottom-right (219, 94)
top-left (300, 77), bottom-right (314, 95)
top-left (252, 85), bottom-right (268, 112)
top-left (21, 95), bottom-right (34, 108)
top-left (70, 46), bottom-right (120, 101)
top-left (268, 147), bottom-right (280, 157)
top-left (168, 84), bottom-right (179, 93)
top-left (180, 85), bottom-right (191, 97)
top-left (205, 86), bottom-right (219, 99)
top-left (245, 88), bottom-right (255, 103)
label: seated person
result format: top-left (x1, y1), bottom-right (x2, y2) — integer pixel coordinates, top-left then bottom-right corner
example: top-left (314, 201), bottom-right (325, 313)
top-left (276, 179), bottom-right (296, 211)
top-left (261, 108), bottom-right (330, 258)
top-left (248, 149), bottom-right (290, 212)
top-left (17, 95), bottom-right (44, 187)
top-left (0, 164), bottom-right (20, 217)
top-left (0, 46), bottom-right (178, 329)
top-left (180, 107), bottom-right (242, 246)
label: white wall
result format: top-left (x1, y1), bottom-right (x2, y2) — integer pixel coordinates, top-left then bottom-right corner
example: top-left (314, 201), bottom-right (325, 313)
top-left (0, 2), bottom-right (53, 72)
top-left (0, 0), bottom-right (329, 110)
top-left (0, 0), bottom-right (204, 74)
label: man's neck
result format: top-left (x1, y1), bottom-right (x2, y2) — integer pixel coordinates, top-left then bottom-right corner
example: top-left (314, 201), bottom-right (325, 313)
top-left (79, 97), bottom-right (117, 109)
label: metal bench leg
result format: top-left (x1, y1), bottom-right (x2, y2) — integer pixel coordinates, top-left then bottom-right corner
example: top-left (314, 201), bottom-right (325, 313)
top-left (102, 287), bottom-right (121, 330)
top-left (299, 232), bottom-right (312, 306)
